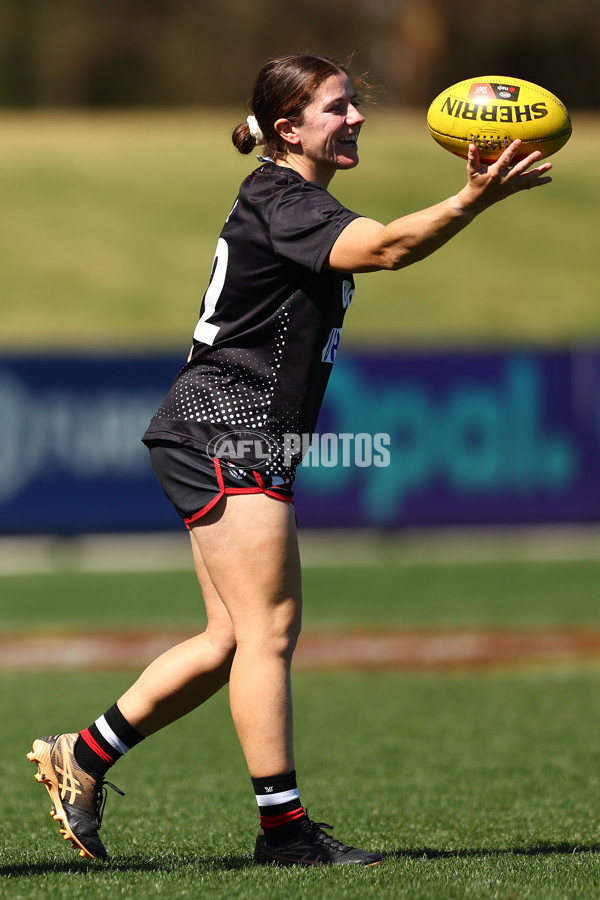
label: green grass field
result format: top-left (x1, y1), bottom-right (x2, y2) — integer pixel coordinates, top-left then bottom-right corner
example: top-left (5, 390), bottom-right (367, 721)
top-left (4, 669), bottom-right (600, 899)
top-left (3, 556), bottom-right (600, 898)
top-left (3, 556), bottom-right (600, 631)
top-left (2, 106), bottom-right (600, 896)
top-left (0, 110), bottom-right (598, 350)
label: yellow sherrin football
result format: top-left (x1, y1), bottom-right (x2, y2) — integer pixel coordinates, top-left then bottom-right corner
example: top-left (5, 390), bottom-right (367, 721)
top-left (426, 76), bottom-right (572, 163)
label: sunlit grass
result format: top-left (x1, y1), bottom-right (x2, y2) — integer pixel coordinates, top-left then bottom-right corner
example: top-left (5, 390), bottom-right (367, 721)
top-left (0, 109), bottom-right (596, 350)
top-left (4, 669), bottom-right (600, 899)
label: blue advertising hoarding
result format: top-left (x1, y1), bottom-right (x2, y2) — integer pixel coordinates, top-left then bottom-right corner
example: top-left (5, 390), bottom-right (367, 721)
top-left (294, 351), bottom-right (598, 527)
top-left (0, 350), bottom-right (599, 534)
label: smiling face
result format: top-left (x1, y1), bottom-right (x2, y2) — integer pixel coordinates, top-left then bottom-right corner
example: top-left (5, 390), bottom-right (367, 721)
top-left (274, 72), bottom-right (365, 188)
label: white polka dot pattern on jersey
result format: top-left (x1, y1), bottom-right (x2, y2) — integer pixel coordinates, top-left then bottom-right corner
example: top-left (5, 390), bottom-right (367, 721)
top-left (151, 306), bottom-right (299, 479)
top-left (142, 162), bottom-right (358, 483)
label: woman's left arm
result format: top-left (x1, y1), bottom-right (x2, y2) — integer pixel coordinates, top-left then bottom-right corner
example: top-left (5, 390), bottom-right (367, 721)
top-left (327, 140), bottom-right (553, 274)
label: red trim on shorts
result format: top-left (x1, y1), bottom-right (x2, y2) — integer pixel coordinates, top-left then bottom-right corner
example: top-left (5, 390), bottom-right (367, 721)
top-left (183, 458), bottom-right (293, 528)
top-left (251, 467), bottom-right (295, 504)
top-left (214, 456), bottom-right (225, 492)
top-left (260, 807), bottom-right (305, 829)
top-left (79, 728), bottom-right (116, 766)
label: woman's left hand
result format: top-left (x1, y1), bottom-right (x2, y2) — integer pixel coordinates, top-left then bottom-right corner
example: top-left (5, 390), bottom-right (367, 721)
top-left (456, 139), bottom-right (554, 214)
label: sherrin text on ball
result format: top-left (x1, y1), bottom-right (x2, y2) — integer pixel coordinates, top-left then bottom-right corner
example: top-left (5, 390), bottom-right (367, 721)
top-left (427, 76), bottom-right (572, 163)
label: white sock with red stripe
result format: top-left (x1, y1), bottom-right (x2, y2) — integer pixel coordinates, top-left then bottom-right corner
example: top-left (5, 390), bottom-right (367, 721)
top-left (251, 770), bottom-right (306, 845)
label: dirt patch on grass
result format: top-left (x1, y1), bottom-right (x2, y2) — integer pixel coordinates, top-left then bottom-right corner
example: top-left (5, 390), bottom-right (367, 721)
top-left (3, 628), bottom-right (600, 671)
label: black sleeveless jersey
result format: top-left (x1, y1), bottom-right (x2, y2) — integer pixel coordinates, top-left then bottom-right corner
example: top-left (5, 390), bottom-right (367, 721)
top-left (143, 162), bottom-right (360, 480)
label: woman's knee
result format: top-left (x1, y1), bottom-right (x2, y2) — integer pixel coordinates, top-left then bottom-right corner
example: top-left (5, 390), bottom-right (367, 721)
top-left (247, 603), bottom-right (302, 660)
top-left (206, 620), bottom-right (237, 663)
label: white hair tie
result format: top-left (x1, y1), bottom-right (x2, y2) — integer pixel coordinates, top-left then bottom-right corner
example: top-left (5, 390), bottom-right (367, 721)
top-left (246, 115), bottom-right (265, 144)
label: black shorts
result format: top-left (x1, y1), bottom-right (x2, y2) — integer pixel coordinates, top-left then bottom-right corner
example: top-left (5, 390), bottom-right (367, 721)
top-left (148, 441), bottom-right (294, 528)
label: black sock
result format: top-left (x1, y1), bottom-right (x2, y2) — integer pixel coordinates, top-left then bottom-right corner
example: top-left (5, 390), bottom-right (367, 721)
top-left (75, 703), bottom-right (144, 778)
top-left (252, 770), bottom-right (306, 845)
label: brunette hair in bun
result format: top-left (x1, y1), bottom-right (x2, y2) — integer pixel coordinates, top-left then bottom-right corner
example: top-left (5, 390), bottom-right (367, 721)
top-left (232, 52), bottom-right (349, 159)
top-left (232, 121), bottom-right (258, 155)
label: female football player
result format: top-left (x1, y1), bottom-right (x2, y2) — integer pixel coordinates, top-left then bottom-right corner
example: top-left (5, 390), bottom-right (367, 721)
top-left (28, 52), bottom-right (552, 866)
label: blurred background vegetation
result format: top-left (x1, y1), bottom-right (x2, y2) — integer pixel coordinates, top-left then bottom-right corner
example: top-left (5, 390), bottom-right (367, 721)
top-left (0, 0), bottom-right (597, 350)
top-left (1, 0), bottom-right (597, 110)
